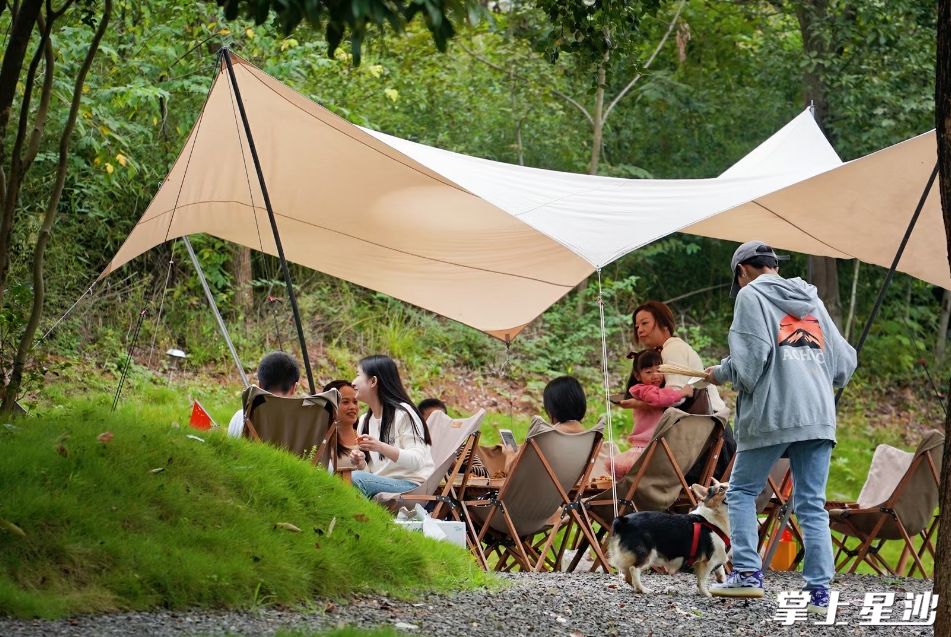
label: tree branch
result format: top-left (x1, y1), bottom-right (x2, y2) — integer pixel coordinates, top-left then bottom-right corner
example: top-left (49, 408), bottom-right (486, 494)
top-left (14, 7), bottom-right (52, 175)
top-left (23, 13), bottom-right (54, 169)
top-left (602, 0), bottom-right (686, 126)
top-left (457, 41), bottom-right (506, 73)
top-left (552, 88), bottom-right (593, 127)
top-left (459, 40), bottom-right (594, 128)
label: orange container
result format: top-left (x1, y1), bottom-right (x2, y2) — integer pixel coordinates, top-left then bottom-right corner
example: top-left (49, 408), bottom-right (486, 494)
top-left (769, 528), bottom-right (797, 571)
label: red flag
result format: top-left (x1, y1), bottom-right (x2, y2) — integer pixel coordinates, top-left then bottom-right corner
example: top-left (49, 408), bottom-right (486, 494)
top-left (189, 400), bottom-right (214, 430)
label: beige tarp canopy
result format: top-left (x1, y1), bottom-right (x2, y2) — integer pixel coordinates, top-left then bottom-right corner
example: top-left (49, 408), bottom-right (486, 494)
top-left (100, 55), bottom-right (594, 340)
top-left (101, 54), bottom-right (947, 341)
top-left (685, 132), bottom-right (949, 289)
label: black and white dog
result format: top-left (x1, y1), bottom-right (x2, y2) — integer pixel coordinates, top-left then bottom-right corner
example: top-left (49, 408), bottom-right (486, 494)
top-left (607, 480), bottom-right (731, 597)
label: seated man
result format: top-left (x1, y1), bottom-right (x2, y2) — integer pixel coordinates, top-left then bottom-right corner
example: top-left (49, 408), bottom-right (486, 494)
top-left (227, 352), bottom-right (300, 438)
top-left (418, 396), bottom-right (489, 479)
top-left (418, 397), bottom-right (448, 424)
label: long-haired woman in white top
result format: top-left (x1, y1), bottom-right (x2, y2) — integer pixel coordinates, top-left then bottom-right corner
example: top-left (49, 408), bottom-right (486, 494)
top-left (349, 355), bottom-right (434, 498)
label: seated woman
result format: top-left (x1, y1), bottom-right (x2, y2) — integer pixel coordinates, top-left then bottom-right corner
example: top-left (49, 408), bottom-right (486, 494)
top-left (348, 355), bottom-right (435, 498)
top-left (529, 375), bottom-right (594, 436)
top-left (612, 349), bottom-right (694, 478)
top-left (630, 300), bottom-right (727, 414)
top-left (323, 379), bottom-right (360, 468)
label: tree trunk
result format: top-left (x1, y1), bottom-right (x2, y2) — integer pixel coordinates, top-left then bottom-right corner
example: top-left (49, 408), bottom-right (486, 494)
top-left (2, 0), bottom-right (112, 414)
top-left (937, 289), bottom-right (951, 362)
top-left (575, 54), bottom-right (611, 316)
top-left (808, 254), bottom-right (843, 326)
top-left (932, 0), bottom-right (951, 633)
top-left (844, 260), bottom-right (860, 342)
top-left (795, 0), bottom-right (843, 328)
top-left (588, 58), bottom-right (607, 175)
top-left (233, 245), bottom-right (253, 323)
top-left (0, 0), bottom-right (44, 309)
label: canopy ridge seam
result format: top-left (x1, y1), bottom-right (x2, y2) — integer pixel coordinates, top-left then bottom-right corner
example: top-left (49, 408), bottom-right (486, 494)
top-left (133, 202), bottom-right (582, 288)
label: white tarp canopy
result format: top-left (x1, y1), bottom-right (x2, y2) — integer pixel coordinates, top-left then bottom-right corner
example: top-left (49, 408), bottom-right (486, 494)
top-left (101, 54), bottom-right (947, 340)
top-left (365, 108), bottom-right (844, 268)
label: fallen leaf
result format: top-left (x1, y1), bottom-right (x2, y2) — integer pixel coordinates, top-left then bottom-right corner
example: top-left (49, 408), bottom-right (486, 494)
top-left (185, 434), bottom-right (205, 443)
top-left (327, 516), bottom-right (337, 537)
top-left (150, 467), bottom-right (165, 474)
top-left (55, 444), bottom-right (68, 458)
top-left (393, 622), bottom-right (418, 631)
top-left (97, 432), bottom-right (114, 443)
top-left (274, 522), bottom-right (302, 533)
top-left (353, 513), bottom-right (369, 523)
top-left (0, 518), bottom-right (26, 537)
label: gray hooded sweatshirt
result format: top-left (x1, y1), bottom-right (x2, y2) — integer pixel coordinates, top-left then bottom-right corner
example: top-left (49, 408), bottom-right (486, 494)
top-left (712, 273), bottom-right (857, 452)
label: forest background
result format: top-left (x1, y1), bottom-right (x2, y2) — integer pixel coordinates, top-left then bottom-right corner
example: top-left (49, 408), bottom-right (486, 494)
top-left (0, 0), bottom-right (945, 445)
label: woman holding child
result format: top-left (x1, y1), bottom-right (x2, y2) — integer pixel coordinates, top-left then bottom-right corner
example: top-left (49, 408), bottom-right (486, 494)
top-left (612, 301), bottom-right (729, 476)
top-left (348, 355), bottom-right (435, 498)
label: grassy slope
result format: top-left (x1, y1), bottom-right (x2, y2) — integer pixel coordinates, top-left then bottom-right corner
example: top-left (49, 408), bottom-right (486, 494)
top-left (0, 392), bottom-right (489, 619)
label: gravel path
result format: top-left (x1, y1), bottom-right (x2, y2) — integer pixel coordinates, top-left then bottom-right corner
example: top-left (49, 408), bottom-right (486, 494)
top-left (1, 572), bottom-right (934, 636)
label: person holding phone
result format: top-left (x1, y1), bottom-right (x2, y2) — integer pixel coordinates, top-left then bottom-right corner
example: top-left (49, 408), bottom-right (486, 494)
top-left (348, 355), bottom-right (434, 498)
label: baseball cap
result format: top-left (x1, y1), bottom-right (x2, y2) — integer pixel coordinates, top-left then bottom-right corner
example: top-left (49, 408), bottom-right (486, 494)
top-left (730, 240), bottom-right (789, 297)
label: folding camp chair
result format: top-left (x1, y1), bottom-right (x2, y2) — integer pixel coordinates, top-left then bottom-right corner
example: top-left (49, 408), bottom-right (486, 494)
top-left (373, 409), bottom-right (486, 520)
top-left (826, 430), bottom-right (943, 577)
top-left (752, 459), bottom-right (809, 570)
top-left (463, 424), bottom-right (608, 572)
top-left (565, 409), bottom-right (725, 572)
top-left (240, 385), bottom-right (340, 468)
top-left (586, 408), bottom-right (727, 524)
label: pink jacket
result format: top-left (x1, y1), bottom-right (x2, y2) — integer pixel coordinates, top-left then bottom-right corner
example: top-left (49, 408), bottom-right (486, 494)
top-left (627, 384), bottom-right (684, 446)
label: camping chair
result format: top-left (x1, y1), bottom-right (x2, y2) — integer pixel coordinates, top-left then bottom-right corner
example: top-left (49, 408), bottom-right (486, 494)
top-left (566, 408), bottom-right (724, 572)
top-left (586, 408), bottom-right (727, 524)
top-left (373, 409), bottom-right (486, 521)
top-left (240, 385), bottom-right (340, 468)
top-left (826, 430), bottom-right (943, 577)
top-left (753, 459), bottom-right (808, 571)
top-left (463, 425), bottom-right (608, 573)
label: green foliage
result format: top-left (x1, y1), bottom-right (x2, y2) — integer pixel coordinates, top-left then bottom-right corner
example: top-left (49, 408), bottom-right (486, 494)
top-left (0, 393), bottom-right (488, 619)
top-left (215, 0), bottom-right (480, 63)
top-left (514, 0), bottom-right (663, 63)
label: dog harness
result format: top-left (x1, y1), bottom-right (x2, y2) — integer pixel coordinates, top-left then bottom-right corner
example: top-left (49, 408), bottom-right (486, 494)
top-left (686, 520), bottom-right (732, 567)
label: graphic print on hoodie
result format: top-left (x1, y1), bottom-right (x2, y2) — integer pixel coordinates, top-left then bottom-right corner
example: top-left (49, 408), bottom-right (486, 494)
top-left (777, 315), bottom-right (824, 350)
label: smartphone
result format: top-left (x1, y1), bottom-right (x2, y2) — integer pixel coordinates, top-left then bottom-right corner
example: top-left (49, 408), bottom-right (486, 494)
top-left (499, 429), bottom-right (518, 451)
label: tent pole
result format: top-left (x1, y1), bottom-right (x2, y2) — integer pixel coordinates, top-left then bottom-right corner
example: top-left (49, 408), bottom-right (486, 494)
top-left (183, 236), bottom-right (249, 388)
top-left (220, 48), bottom-right (316, 394)
top-left (836, 162), bottom-right (938, 404)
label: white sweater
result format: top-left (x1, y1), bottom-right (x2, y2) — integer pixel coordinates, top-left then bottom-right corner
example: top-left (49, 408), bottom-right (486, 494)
top-left (662, 337), bottom-right (728, 414)
top-left (360, 404), bottom-right (434, 484)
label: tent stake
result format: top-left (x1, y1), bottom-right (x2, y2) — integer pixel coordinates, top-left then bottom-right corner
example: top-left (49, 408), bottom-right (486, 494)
top-left (183, 236), bottom-right (249, 388)
top-left (836, 161), bottom-right (939, 404)
top-left (221, 49), bottom-right (316, 394)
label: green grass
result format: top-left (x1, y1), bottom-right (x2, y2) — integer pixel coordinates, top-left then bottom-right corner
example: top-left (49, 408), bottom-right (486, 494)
top-left (0, 391), bottom-right (490, 619)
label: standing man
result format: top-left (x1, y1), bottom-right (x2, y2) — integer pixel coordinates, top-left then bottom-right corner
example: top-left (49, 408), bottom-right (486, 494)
top-left (706, 241), bottom-right (856, 613)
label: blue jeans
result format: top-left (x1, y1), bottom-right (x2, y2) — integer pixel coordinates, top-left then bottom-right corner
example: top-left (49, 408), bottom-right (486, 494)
top-left (351, 471), bottom-right (418, 498)
top-left (727, 439), bottom-right (835, 590)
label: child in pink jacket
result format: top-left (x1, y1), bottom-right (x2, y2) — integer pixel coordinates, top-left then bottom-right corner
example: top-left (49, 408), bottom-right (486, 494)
top-left (613, 349), bottom-right (694, 477)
